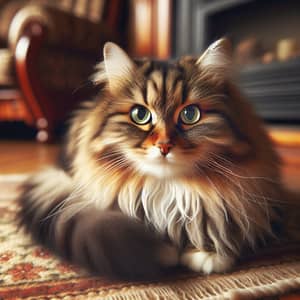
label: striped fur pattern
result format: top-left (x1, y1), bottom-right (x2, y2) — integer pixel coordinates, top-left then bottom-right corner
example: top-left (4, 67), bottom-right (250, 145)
top-left (19, 39), bottom-right (284, 279)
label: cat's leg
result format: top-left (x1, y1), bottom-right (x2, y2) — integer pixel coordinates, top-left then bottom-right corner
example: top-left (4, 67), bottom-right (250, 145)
top-left (18, 168), bottom-right (179, 280)
top-left (180, 248), bottom-right (235, 274)
top-left (68, 209), bottom-right (179, 279)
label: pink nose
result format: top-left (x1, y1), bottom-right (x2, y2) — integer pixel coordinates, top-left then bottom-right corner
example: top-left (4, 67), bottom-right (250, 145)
top-left (157, 142), bottom-right (173, 156)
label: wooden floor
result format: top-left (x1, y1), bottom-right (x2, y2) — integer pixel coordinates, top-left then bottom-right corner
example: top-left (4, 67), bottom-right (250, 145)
top-left (0, 141), bottom-right (59, 174)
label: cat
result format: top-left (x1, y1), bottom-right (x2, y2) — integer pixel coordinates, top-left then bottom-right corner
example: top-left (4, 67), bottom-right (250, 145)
top-left (18, 38), bottom-right (288, 280)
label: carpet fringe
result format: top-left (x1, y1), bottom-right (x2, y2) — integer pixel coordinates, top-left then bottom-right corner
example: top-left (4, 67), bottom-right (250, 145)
top-left (77, 264), bottom-right (300, 300)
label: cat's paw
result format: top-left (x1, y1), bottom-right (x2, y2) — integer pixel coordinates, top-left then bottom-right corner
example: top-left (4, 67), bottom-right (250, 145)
top-left (180, 249), bottom-right (234, 274)
top-left (70, 210), bottom-right (176, 280)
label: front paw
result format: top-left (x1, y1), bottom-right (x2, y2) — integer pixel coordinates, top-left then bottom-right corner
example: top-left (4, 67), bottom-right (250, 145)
top-left (70, 210), bottom-right (177, 280)
top-left (180, 249), bottom-right (235, 274)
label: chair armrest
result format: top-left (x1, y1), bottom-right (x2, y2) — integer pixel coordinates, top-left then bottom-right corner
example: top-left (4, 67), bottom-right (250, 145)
top-left (7, 4), bottom-right (116, 54)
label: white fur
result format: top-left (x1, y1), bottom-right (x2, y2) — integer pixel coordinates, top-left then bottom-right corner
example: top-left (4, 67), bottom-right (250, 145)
top-left (181, 249), bottom-right (234, 274)
top-left (118, 177), bottom-right (205, 247)
top-left (127, 147), bottom-right (195, 179)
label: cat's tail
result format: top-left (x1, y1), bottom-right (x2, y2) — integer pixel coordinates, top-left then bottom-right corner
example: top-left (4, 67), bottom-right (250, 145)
top-left (18, 168), bottom-right (178, 280)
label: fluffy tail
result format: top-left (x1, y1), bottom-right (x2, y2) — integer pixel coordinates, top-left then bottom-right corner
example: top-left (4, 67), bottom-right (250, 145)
top-left (18, 168), bottom-right (178, 280)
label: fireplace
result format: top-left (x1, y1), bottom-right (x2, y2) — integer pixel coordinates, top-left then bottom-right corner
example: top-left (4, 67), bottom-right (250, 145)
top-left (173, 0), bottom-right (300, 124)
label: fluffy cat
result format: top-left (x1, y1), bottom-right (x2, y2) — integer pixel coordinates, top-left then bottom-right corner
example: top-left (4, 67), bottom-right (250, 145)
top-left (19, 39), bottom-right (289, 280)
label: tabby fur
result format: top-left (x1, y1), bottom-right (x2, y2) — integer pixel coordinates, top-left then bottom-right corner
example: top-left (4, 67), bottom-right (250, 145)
top-left (19, 39), bottom-right (286, 279)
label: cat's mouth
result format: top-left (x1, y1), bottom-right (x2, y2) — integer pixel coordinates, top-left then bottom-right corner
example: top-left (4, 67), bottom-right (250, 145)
top-left (151, 155), bottom-right (172, 163)
top-left (137, 152), bottom-right (189, 178)
top-left (125, 147), bottom-right (193, 178)
top-left (138, 160), bottom-right (180, 178)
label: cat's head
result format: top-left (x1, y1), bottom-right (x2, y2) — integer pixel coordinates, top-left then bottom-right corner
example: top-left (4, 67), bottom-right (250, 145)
top-left (90, 39), bottom-right (251, 178)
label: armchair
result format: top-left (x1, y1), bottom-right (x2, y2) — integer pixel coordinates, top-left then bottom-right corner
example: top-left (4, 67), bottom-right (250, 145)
top-left (0, 1), bottom-right (122, 141)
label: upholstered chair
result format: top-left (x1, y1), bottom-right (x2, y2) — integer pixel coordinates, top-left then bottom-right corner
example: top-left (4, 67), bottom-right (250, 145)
top-left (0, 0), bottom-right (125, 141)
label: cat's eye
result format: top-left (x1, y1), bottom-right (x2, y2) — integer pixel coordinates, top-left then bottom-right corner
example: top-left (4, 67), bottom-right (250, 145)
top-left (130, 105), bottom-right (152, 125)
top-left (179, 105), bottom-right (201, 125)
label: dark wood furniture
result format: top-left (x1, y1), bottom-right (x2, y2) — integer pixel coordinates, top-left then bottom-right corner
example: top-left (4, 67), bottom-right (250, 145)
top-left (0, 0), bottom-right (127, 142)
top-left (15, 22), bottom-right (55, 142)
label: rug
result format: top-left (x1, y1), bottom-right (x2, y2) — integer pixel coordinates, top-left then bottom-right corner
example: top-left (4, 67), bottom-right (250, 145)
top-left (0, 177), bottom-right (300, 300)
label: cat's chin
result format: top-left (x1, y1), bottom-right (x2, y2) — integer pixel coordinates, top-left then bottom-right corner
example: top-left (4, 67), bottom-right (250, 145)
top-left (135, 158), bottom-right (187, 178)
top-left (140, 163), bottom-right (181, 178)
top-left (127, 148), bottom-right (194, 178)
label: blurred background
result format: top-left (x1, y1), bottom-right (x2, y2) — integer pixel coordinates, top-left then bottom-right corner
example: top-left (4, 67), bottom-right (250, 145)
top-left (0, 0), bottom-right (299, 190)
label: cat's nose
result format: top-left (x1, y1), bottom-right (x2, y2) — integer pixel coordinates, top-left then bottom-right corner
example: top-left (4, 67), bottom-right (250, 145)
top-left (157, 142), bottom-right (173, 156)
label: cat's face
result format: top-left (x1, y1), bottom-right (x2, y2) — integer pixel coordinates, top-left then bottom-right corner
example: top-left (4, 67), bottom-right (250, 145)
top-left (92, 40), bottom-right (248, 178)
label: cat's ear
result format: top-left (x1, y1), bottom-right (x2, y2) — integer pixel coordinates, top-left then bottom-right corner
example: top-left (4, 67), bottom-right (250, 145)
top-left (93, 42), bottom-right (136, 91)
top-left (196, 38), bottom-right (232, 82)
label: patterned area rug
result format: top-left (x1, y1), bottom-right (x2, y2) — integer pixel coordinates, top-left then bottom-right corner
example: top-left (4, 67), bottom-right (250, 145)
top-left (0, 177), bottom-right (300, 300)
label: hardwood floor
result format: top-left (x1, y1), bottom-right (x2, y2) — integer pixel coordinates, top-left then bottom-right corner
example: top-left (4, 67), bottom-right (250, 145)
top-left (0, 140), bottom-right (59, 174)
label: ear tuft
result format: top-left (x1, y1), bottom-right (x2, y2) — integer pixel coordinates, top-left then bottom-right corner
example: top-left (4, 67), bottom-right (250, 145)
top-left (196, 38), bottom-right (232, 80)
top-left (103, 42), bottom-right (135, 90)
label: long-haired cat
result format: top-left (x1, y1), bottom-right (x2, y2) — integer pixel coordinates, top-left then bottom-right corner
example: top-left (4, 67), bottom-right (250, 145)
top-left (18, 39), bottom-right (291, 280)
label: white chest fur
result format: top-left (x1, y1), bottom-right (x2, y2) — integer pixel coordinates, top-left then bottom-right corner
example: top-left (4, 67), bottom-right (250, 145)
top-left (118, 177), bottom-right (206, 247)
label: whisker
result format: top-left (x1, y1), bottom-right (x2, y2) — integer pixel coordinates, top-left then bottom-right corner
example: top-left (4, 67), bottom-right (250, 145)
top-left (208, 152), bottom-right (280, 184)
top-left (202, 158), bottom-right (283, 205)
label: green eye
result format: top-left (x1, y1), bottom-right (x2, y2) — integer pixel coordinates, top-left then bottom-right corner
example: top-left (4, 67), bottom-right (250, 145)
top-left (130, 105), bottom-right (152, 125)
top-left (179, 105), bottom-right (201, 125)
